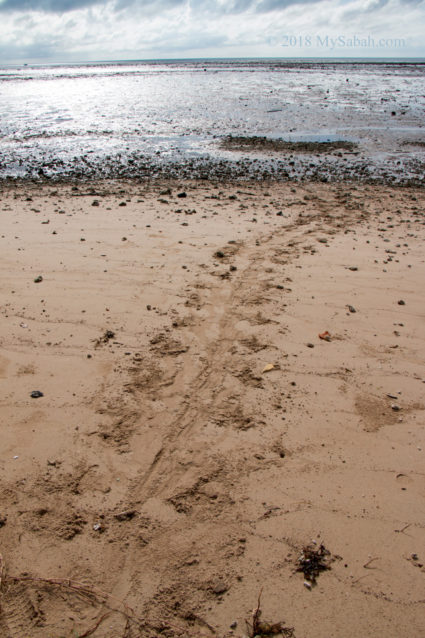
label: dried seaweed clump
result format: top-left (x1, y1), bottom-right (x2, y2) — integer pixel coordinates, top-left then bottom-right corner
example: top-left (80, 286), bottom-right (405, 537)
top-left (246, 591), bottom-right (295, 637)
top-left (296, 543), bottom-right (332, 585)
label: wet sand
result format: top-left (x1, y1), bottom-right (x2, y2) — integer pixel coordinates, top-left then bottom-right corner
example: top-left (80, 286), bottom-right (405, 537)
top-left (0, 180), bottom-right (424, 637)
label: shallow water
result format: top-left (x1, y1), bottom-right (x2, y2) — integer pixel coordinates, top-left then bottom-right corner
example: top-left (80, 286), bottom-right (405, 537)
top-left (0, 59), bottom-right (424, 182)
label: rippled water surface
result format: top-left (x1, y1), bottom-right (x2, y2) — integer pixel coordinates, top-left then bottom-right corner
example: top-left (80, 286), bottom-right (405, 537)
top-left (1, 59), bottom-right (424, 181)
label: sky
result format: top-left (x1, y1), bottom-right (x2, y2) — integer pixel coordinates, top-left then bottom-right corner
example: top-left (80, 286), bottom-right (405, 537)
top-left (0, 0), bottom-right (423, 63)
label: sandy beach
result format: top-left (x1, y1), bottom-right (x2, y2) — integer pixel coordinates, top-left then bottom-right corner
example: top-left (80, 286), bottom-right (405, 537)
top-left (0, 179), bottom-right (424, 638)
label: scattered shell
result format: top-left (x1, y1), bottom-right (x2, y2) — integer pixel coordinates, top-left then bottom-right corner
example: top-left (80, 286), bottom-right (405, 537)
top-left (262, 363), bottom-right (275, 373)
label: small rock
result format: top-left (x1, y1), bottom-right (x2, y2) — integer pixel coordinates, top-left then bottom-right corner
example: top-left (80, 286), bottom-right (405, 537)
top-left (391, 404), bottom-right (401, 411)
top-left (211, 580), bottom-right (229, 595)
top-left (33, 275), bottom-right (43, 283)
top-left (306, 343), bottom-right (315, 348)
top-left (115, 510), bottom-right (136, 521)
top-left (348, 266), bottom-right (358, 271)
top-left (91, 200), bottom-right (99, 206)
top-left (177, 192), bottom-right (187, 198)
top-left (347, 305), bottom-right (356, 313)
top-left (30, 390), bottom-right (44, 398)
top-left (398, 299), bottom-right (405, 305)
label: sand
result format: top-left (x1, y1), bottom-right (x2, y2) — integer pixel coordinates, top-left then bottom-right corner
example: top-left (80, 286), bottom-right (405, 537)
top-left (0, 179), bottom-right (424, 638)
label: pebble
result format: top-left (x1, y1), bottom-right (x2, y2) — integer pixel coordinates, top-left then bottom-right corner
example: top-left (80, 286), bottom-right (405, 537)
top-left (30, 390), bottom-right (44, 398)
top-left (211, 580), bottom-right (229, 595)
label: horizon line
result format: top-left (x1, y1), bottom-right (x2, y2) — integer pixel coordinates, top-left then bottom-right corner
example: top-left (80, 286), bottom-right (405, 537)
top-left (3, 55), bottom-right (425, 66)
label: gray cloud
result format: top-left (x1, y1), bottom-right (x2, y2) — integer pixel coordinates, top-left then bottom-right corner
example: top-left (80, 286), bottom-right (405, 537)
top-left (193, 0), bottom-right (318, 14)
top-left (0, 0), bottom-right (103, 12)
top-left (0, 0), bottom-right (422, 13)
top-left (0, 0), bottom-right (331, 15)
top-left (113, 0), bottom-right (186, 13)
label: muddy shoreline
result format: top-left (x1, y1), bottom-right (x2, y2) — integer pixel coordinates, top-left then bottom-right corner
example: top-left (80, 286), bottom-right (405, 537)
top-left (1, 150), bottom-right (424, 186)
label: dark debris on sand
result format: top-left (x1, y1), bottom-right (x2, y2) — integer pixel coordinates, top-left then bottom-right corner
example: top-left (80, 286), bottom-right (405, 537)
top-left (296, 543), bottom-right (334, 585)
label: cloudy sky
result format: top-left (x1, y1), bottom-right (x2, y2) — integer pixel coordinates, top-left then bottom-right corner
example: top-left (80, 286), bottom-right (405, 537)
top-left (0, 0), bottom-right (423, 63)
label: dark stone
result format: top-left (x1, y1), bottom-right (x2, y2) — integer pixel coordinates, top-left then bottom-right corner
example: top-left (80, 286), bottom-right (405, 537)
top-left (30, 390), bottom-right (44, 398)
top-left (211, 580), bottom-right (229, 595)
top-left (115, 510), bottom-right (136, 521)
top-left (177, 192), bottom-right (187, 198)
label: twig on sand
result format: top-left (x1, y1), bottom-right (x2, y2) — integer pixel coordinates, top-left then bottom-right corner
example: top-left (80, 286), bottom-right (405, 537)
top-left (0, 552), bottom-right (4, 589)
top-left (363, 557), bottom-right (380, 570)
top-left (0, 556), bottom-right (215, 638)
top-left (395, 523), bottom-right (411, 534)
top-left (78, 612), bottom-right (112, 637)
top-left (246, 589), bottom-right (295, 637)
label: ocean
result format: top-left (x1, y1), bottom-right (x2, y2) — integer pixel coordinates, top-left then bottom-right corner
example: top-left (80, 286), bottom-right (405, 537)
top-left (0, 58), bottom-right (424, 183)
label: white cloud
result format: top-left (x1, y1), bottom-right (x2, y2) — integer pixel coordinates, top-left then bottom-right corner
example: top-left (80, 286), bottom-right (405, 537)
top-left (0, 0), bottom-right (423, 62)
